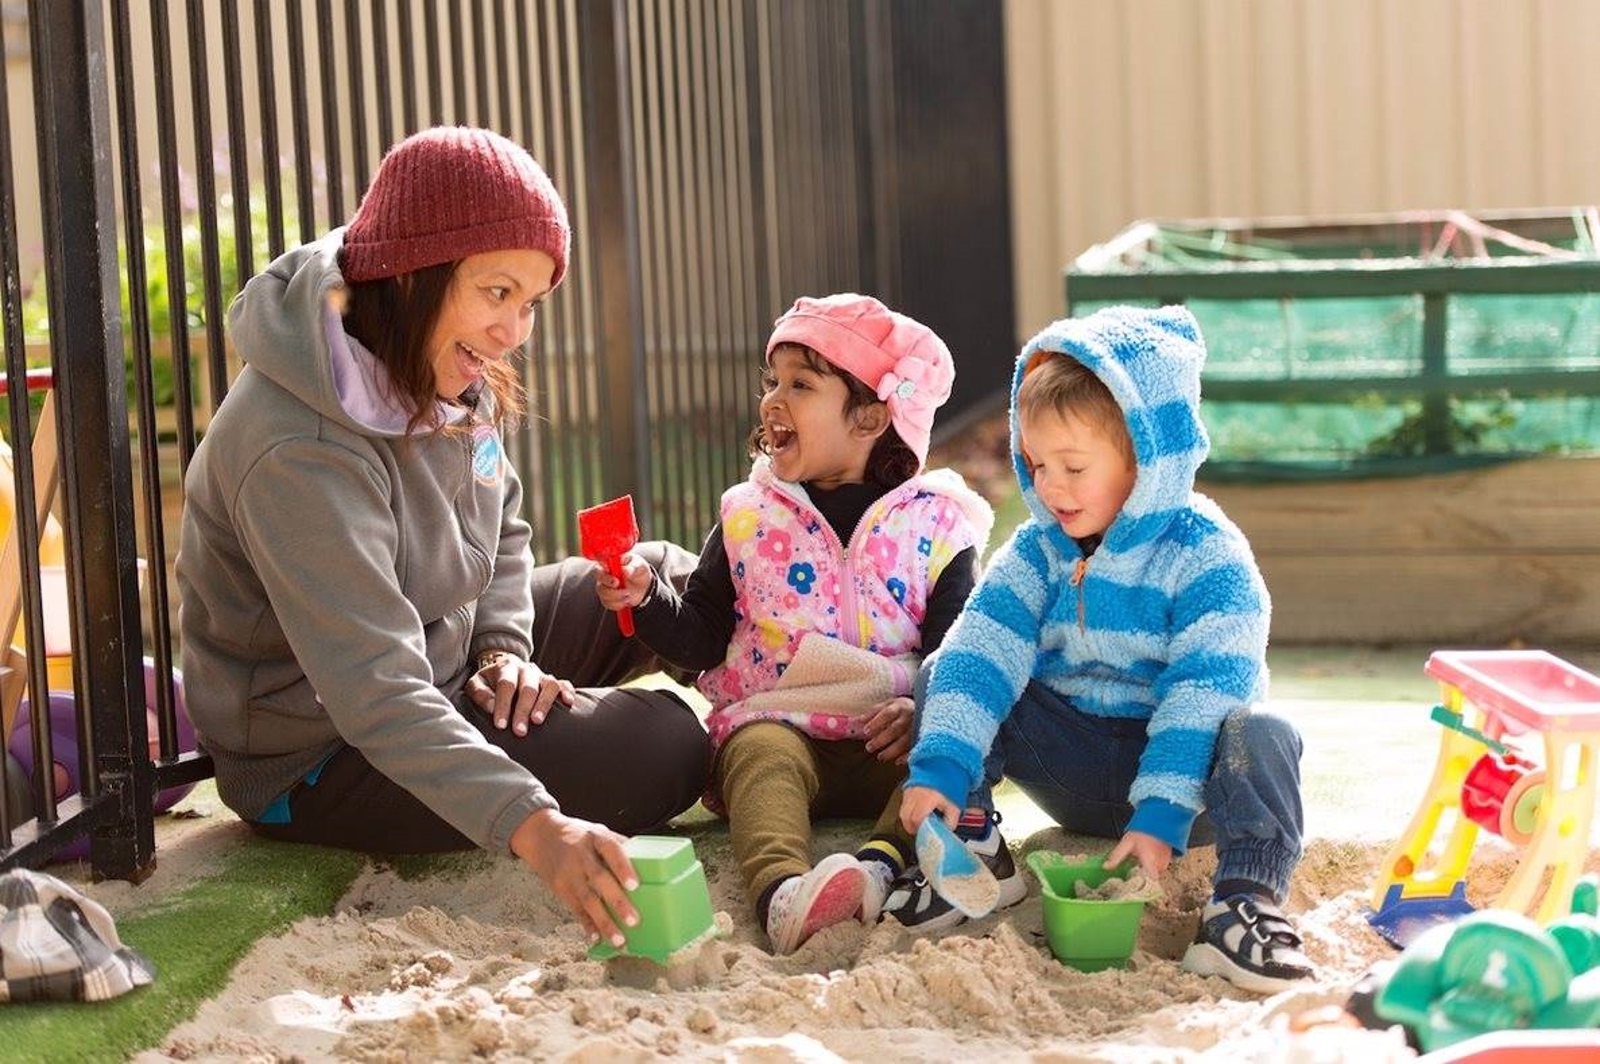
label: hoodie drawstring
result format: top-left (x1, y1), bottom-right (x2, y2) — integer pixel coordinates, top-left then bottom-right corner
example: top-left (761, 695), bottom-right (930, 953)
top-left (1070, 557), bottom-right (1089, 630)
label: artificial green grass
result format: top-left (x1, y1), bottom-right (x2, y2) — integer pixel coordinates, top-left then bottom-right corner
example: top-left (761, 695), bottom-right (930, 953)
top-left (4, 840), bottom-right (365, 1064)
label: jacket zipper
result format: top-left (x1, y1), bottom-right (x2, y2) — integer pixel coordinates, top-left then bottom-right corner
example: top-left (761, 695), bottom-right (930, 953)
top-left (1070, 557), bottom-right (1089, 630)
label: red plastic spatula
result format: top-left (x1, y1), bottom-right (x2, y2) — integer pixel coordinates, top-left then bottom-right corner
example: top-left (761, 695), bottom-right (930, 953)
top-left (578, 494), bottom-right (639, 637)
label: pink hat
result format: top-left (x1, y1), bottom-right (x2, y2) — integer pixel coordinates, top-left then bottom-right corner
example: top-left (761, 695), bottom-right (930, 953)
top-left (765, 293), bottom-right (954, 467)
top-left (341, 126), bottom-right (570, 286)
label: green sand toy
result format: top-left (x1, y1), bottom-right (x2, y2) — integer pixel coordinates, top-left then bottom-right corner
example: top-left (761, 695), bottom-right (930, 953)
top-left (588, 836), bottom-right (717, 965)
top-left (1374, 875), bottom-right (1600, 1053)
top-left (1027, 851), bottom-right (1147, 972)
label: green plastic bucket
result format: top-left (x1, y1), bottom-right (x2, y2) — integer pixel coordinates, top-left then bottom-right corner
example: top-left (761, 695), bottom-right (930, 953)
top-left (588, 835), bottom-right (717, 964)
top-left (1027, 850), bottom-right (1147, 972)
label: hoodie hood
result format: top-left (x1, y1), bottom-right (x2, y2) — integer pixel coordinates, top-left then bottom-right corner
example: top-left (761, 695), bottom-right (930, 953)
top-left (227, 229), bottom-right (465, 436)
top-left (1010, 305), bottom-right (1209, 555)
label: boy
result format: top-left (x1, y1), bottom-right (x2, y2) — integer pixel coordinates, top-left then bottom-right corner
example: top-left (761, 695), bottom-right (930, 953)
top-left (888, 305), bottom-right (1314, 994)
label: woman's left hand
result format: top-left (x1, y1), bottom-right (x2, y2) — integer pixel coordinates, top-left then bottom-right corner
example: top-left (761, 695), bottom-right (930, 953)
top-left (467, 654), bottom-right (576, 735)
top-left (862, 695), bottom-right (914, 763)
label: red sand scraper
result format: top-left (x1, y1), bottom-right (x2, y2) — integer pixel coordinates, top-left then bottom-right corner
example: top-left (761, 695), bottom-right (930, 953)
top-left (578, 494), bottom-right (639, 637)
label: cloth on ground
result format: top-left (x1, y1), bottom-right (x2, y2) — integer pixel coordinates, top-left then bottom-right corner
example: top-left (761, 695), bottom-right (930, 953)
top-left (0, 868), bottom-right (154, 1002)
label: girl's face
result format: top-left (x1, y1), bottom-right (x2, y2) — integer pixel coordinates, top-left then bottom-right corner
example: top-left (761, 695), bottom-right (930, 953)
top-left (1019, 406), bottom-right (1136, 540)
top-left (426, 249), bottom-right (557, 399)
top-left (759, 346), bottom-right (884, 489)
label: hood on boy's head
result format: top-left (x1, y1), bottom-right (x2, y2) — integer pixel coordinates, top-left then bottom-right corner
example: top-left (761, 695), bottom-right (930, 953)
top-left (1009, 305), bottom-right (1210, 551)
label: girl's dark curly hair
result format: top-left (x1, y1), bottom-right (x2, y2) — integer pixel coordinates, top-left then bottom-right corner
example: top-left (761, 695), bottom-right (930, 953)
top-left (748, 343), bottom-right (920, 488)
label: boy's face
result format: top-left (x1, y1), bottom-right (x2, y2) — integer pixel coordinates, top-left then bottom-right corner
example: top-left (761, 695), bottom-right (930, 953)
top-left (1019, 407), bottom-right (1136, 540)
top-left (758, 346), bottom-right (881, 488)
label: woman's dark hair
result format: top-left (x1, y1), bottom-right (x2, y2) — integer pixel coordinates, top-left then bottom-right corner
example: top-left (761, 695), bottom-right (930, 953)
top-left (748, 343), bottom-right (919, 488)
top-left (341, 259), bottom-right (527, 435)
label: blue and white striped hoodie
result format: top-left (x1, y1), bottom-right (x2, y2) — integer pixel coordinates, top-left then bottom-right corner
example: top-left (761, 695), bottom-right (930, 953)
top-left (906, 305), bottom-right (1270, 852)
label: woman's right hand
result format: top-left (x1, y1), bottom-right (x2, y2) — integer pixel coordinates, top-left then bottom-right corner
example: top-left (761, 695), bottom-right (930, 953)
top-left (592, 552), bottom-right (654, 612)
top-left (510, 807), bottom-right (639, 948)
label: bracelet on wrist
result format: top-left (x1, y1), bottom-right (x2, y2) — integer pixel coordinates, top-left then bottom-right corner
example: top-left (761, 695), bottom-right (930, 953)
top-left (476, 649), bottom-right (515, 671)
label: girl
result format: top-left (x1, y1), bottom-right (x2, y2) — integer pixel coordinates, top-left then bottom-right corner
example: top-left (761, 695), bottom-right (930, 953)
top-left (596, 294), bottom-right (992, 953)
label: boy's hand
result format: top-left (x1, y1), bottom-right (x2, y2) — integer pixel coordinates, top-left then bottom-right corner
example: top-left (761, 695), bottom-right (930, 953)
top-left (510, 808), bottom-right (639, 949)
top-left (862, 696), bottom-right (913, 762)
top-left (901, 785), bottom-right (959, 835)
top-left (593, 552), bottom-right (654, 612)
top-left (1105, 830), bottom-right (1171, 881)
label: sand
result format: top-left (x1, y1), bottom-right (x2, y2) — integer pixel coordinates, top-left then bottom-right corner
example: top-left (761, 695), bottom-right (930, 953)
top-left (113, 806), bottom-right (1550, 1063)
top-left (79, 675), bottom-right (1600, 1061)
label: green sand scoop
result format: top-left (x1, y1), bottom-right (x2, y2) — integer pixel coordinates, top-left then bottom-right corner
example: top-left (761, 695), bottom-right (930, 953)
top-left (588, 836), bottom-right (717, 965)
top-left (1027, 851), bottom-right (1147, 972)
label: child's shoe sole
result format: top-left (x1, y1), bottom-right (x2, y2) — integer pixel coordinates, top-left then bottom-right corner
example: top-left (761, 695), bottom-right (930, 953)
top-left (768, 853), bottom-right (866, 955)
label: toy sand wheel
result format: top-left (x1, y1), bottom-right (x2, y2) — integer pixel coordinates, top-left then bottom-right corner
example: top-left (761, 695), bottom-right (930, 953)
top-left (1460, 750), bottom-right (1546, 848)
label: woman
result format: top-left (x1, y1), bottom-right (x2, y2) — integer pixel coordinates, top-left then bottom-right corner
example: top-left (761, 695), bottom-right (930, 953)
top-left (176, 126), bottom-right (709, 948)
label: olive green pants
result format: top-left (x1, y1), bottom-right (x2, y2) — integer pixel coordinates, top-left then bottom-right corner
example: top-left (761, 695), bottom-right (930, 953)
top-left (716, 721), bottom-right (912, 905)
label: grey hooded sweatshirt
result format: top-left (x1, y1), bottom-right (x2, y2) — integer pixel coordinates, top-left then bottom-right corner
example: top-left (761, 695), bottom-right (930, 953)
top-left (176, 231), bottom-right (556, 853)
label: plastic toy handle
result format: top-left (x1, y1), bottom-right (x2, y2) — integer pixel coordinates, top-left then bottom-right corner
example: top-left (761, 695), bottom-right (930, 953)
top-left (606, 556), bottom-right (635, 637)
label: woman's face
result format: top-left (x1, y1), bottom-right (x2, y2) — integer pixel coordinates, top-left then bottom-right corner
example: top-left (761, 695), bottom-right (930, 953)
top-left (427, 248), bottom-right (558, 399)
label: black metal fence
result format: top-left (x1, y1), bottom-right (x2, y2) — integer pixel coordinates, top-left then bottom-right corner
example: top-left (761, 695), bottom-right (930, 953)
top-left (0, 0), bottom-right (1011, 878)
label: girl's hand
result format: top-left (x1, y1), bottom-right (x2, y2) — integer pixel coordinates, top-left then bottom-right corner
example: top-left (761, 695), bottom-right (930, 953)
top-left (862, 696), bottom-right (914, 762)
top-left (593, 552), bottom-right (654, 612)
top-left (467, 654), bottom-right (576, 734)
top-left (900, 784), bottom-right (959, 835)
top-left (510, 808), bottom-right (639, 948)
top-left (1105, 830), bottom-right (1171, 881)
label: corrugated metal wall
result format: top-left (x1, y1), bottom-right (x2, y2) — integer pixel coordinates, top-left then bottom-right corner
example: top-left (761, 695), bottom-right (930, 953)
top-left (1006, 0), bottom-right (1600, 339)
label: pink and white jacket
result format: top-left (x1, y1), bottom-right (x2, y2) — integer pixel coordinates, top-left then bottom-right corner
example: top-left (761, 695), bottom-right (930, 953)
top-left (697, 457), bottom-right (993, 750)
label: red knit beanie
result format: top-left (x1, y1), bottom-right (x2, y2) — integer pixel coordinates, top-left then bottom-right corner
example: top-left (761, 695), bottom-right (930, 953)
top-left (341, 126), bottom-right (570, 286)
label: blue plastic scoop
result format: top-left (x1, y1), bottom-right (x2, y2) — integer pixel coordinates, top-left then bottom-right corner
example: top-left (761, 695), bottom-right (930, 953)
top-left (915, 815), bottom-right (1001, 918)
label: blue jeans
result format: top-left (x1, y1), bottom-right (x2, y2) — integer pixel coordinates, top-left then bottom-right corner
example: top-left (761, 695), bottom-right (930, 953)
top-left (918, 673), bottom-right (1304, 901)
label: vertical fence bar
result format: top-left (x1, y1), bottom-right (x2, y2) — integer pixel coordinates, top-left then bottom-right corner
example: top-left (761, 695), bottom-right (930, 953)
top-left (0, 4), bottom-right (54, 850)
top-left (221, 0), bottom-right (254, 287)
top-left (286, 0), bottom-right (316, 243)
top-left (344, 0), bottom-right (370, 199)
top-left (470, 0), bottom-right (491, 127)
top-left (493, 0), bottom-right (512, 136)
top-left (149, 0), bottom-right (199, 468)
top-left (315, 0), bottom-right (344, 221)
top-left (185, 0), bottom-right (231, 408)
top-left (254, 0), bottom-right (286, 258)
top-left (372, 0), bottom-right (394, 152)
top-left (448, 0), bottom-right (467, 123)
top-left (30, 0), bottom-right (154, 880)
top-left (109, 0), bottom-right (179, 760)
top-left (425, 0), bottom-right (443, 126)
top-left (577, 0), bottom-right (647, 507)
top-left (397, 0), bottom-right (418, 135)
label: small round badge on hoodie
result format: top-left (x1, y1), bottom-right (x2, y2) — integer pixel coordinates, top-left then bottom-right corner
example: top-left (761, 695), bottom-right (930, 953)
top-left (472, 423), bottom-right (504, 485)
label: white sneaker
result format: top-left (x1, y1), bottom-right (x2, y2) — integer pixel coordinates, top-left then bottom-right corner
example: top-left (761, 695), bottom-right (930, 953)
top-left (765, 853), bottom-right (866, 955)
top-left (1181, 894), bottom-right (1315, 994)
top-left (858, 858), bottom-right (896, 924)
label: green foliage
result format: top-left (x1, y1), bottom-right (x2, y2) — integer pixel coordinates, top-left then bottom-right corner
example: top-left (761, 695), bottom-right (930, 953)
top-left (1364, 392), bottom-right (1521, 458)
top-left (0, 190), bottom-right (298, 427)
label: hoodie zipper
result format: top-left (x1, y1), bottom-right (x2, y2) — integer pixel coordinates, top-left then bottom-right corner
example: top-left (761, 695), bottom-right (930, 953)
top-left (1070, 557), bottom-right (1089, 630)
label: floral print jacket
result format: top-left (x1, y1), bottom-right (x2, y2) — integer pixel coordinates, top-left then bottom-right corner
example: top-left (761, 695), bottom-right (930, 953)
top-left (696, 456), bottom-right (992, 750)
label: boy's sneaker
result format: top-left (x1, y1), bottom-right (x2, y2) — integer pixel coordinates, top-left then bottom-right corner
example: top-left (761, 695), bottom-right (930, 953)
top-left (880, 815), bottom-right (1027, 932)
top-left (857, 858), bottom-right (897, 924)
top-left (765, 853), bottom-right (866, 955)
top-left (1181, 894), bottom-right (1315, 993)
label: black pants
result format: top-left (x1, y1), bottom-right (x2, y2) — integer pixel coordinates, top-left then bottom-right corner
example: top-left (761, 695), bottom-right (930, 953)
top-left (253, 542), bottom-right (710, 854)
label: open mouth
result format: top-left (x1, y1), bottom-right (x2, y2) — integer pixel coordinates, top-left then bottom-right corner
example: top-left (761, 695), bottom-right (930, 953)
top-left (768, 423), bottom-right (796, 453)
top-left (458, 342), bottom-right (489, 375)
